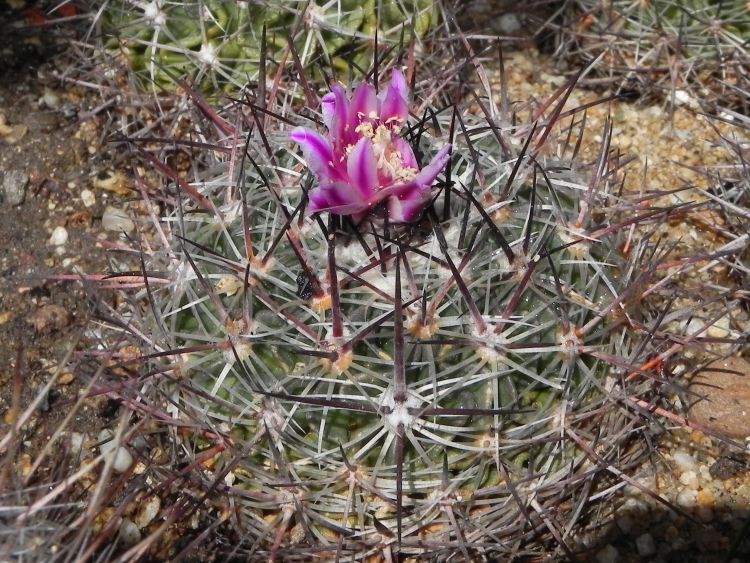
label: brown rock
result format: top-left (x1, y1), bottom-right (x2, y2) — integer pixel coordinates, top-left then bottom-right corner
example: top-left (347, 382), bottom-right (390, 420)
top-left (689, 357), bottom-right (750, 439)
top-left (27, 304), bottom-right (71, 332)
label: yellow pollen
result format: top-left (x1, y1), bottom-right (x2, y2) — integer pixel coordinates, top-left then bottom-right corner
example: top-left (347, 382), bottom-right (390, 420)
top-left (355, 122), bottom-right (374, 138)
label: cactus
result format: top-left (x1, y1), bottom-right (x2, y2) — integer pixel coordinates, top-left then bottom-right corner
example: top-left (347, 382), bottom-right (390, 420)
top-left (550, 0), bottom-right (750, 106)
top-left (93, 53), bottom-right (697, 559)
top-left (100, 0), bottom-right (437, 94)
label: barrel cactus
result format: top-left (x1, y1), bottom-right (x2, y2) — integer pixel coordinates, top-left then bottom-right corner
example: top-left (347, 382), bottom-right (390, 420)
top-left (101, 0), bottom-right (437, 94)
top-left (552, 0), bottom-right (749, 106)
top-left (108, 60), bottom-right (676, 559)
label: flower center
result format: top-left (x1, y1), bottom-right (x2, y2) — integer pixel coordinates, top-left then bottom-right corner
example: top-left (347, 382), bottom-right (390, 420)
top-left (354, 121), bottom-right (417, 184)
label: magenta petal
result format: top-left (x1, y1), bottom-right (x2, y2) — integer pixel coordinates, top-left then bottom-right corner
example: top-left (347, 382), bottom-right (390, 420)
top-left (330, 84), bottom-right (351, 147)
top-left (290, 127), bottom-right (342, 181)
top-left (415, 144), bottom-right (452, 187)
top-left (390, 69), bottom-right (408, 101)
top-left (346, 137), bottom-right (377, 200)
top-left (349, 83), bottom-right (377, 130)
top-left (320, 92), bottom-right (336, 130)
top-left (307, 182), bottom-right (368, 216)
top-left (392, 137), bottom-right (418, 169)
top-left (380, 71), bottom-right (409, 124)
top-left (387, 186), bottom-right (430, 222)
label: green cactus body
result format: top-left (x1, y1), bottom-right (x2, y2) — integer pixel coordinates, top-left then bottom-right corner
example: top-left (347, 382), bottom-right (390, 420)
top-left (102, 0), bottom-right (437, 94)
top-left (128, 75), bottom-right (660, 558)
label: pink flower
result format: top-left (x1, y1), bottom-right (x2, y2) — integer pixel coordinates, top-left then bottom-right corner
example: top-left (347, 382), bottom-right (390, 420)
top-left (290, 70), bottom-right (451, 223)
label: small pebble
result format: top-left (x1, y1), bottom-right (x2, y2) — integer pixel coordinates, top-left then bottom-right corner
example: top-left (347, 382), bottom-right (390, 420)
top-left (57, 372), bottom-right (75, 385)
top-left (673, 451), bottom-right (697, 472)
top-left (80, 189), bottom-right (95, 207)
top-left (28, 304), bottom-right (70, 332)
top-left (41, 88), bottom-right (61, 109)
top-left (69, 432), bottom-right (85, 456)
top-left (616, 516), bottom-right (633, 534)
top-left (48, 226), bottom-right (68, 246)
top-left (102, 205), bottom-right (135, 233)
top-left (679, 470), bottom-right (699, 489)
top-left (135, 495), bottom-right (161, 529)
top-left (676, 488), bottom-right (698, 508)
top-left (635, 533), bottom-right (656, 557)
top-left (98, 430), bottom-right (134, 473)
top-left (2, 169), bottom-right (29, 206)
top-left (118, 518), bottom-right (141, 546)
top-left (595, 544), bottom-right (619, 563)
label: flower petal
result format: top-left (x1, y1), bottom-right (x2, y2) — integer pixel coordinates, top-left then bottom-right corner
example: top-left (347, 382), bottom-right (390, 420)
top-left (349, 83), bottom-right (377, 130)
top-left (415, 144), bottom-right (452, 187)
top-left (320, 92), bottom-right (336, 130)
top-left (390, 69), bottom-right (409, 101)
top-left (392, 137), bottom-right (418, 169)
top-left (307, 182), bottom-right (368, 216)
top-left (330, 84), bottom-right (351, 148)
top-left (290, 127), bottom-right (342, 181)
top-left (346, 137), bottom-right (378, 201)
top-left (380, 69), bottom-right (409, 124)
top-left (387, 184), bottom-right (431, 222)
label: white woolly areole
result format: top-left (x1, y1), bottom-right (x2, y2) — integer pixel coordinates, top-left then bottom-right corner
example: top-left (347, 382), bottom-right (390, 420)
top-left (198, 43), bottom-right (219, 67)
top-left (474, 324), bottom-right (507, 363)
top-left (222, 341), bottom-right (252, 364)
top-left (143, 1), bottom-right (166, 26)
top-left (557, 225), bottom-right (592, 260)
top-left (380, 387), bottom-right (422, 433)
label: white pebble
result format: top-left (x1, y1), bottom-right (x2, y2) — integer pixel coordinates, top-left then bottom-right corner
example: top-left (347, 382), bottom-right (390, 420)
top-left (102, 206), bottom-right (135, 233)
top-left (41, 89), bottom-right (61, 109)
top-left (679, 470), bottom-right (699, 489)
top-left (135, 495), bottom-right (161, 529)
top-left (676, 488), bottom-right (698, 508)
top-left (118, 518), bottom-right (141, 546)
top-left (48, 226), bottom-right (68, 246)
top-left (635, 533), bottom-right (656, 557)
top-left (81, 189), bottom-right (95, 207)
top-left (673, 451), bottom-right (697, 472)
top-left (98, 429), bottom-right (133, 473)
top-left (69, 432), bottom-right (85, 456)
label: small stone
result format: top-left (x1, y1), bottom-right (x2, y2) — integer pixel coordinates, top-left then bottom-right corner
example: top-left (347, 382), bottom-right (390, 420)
top-left (616, 516), bottom-right (633, 533)
top-left (709, 455), bottom-right (746, 480)
top-left (28, 304), bottom-right (70, 332)
top-left (102, 206), bottom-right (135, 233)
top-left (80, 189), bottom-right (95, 207)
top-left (93, 170), bottom-right (132, 196)
top-left (676, 488), bottom-right (698, 508)
top-left (69, 432), bottom-right (85, 456)
top-left (595, 544), bottom-right (619, 563)
top-left (48, 226), bottom-right (68, 246)
top-left (697, 488), bottom-right (715, 508)
top-left (0, 112), bottom-right (28, 143)
top-left (689, 357), bottom-right (750, 438)
top-left (2, 170), bottom-right (29, 206)
top-left (41, 88), bottom-right (61, 109)
top-left (135, 495), bottom-right (161, 529)
top-left (679, 470), bottom-right (699, 489)
top-left (673, 451), bottom-right (697, 472)
top-left (118, 518), bottom-right (141, 546)
top-left (635, 533), bottom-right (656, 557)
top-left (58, 372), bottom-right (75, 385)
top-left (98, 430), bottom-right (133, 473)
